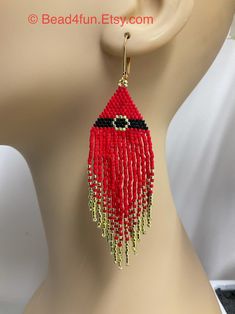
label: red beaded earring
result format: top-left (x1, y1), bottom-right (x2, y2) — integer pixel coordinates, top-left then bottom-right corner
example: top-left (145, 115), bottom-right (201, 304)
top-left (87, 33), bottom-right (154, 268)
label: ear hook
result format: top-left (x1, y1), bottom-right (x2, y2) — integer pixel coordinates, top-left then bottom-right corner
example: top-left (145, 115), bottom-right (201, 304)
top-left (118, 32), bottom-right (131, 87)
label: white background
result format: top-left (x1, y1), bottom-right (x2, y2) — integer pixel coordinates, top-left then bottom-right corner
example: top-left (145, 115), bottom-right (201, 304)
top-left (167, 37), bottom-right (235, 280)
top-left (0, 29), bottom-right (235, 308)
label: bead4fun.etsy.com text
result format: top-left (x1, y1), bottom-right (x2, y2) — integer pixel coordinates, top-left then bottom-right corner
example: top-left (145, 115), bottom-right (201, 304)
top-left (28, 13), bottom-right (155, 27)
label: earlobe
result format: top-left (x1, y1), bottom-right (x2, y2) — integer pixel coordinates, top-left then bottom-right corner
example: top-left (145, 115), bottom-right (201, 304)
top-left (101, 0), bottom-right (194, 57)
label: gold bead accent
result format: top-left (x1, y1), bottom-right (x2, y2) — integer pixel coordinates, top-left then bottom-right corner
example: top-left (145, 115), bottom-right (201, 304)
top-left (147, 205), bottom-right (152, 228)
top-left (118, 246), bottom-right (123, 269)
top-left (147, 194), bottom-right (153, 228)
top-left (125, 241), bottom-right (130, 266)
top-left (91, 198), bottom-right (98, 222)
top-left (101, 211), bottom-right (108, 238)
top-left (118, 77), bottom-right (128, 87)
top-left (141, 210), bottom-right (146, 235)
top-left (114, 240), bottom-right (118, 264)
top-left (88, 188), bottom-right (94, 211)
top-left (109, 233), bottom-right (115, 255)
top-left (131, 229), bottom-right (137, 254)
top-left (137, 217), bottom-right (141, 241)
top-left (97, 204), bottom-right (102, 228)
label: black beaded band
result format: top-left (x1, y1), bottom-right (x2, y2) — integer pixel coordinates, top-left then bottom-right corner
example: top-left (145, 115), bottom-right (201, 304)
top-left (94, 118), bottom-right (148, 130)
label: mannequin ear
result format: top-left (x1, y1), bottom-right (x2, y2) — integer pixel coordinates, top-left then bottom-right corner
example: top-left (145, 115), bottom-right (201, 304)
top-left (101, 0), bottom-right (194, 56)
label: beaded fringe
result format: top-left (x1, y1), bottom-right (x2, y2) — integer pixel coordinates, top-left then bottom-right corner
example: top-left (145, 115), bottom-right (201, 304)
top-left (87, 86), bottom-right (154, 268)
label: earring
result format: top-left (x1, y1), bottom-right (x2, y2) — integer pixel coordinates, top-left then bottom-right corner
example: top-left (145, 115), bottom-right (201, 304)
top-left (87, 33), bottom-right (154, 268)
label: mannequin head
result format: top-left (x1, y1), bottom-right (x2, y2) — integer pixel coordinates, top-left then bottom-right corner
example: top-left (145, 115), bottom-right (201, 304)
top-left (0, 0), bottom-right (234, 152)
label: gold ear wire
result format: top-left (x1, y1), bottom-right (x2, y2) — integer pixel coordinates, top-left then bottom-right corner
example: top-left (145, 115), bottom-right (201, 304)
top-left (118, 32), bottom-right (131, 87)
